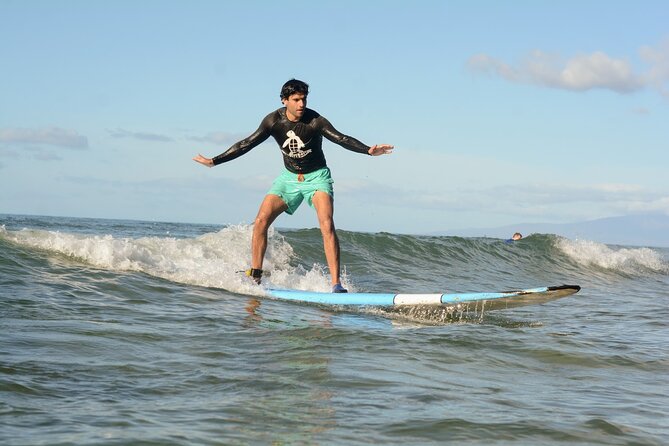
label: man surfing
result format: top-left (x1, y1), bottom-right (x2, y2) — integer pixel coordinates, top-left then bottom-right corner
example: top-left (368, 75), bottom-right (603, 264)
top-left (193, 79), bottom-right (393, 293)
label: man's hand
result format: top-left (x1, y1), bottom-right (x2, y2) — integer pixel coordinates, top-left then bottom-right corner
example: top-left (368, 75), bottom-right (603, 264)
top-left (368, 144), bottom-right (394, 156)
top-left (193, 154), bottom-right (214, 167)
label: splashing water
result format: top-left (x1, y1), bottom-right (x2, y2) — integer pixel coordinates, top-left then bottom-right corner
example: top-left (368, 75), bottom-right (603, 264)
top-left (0, 224), bottom-right (336, 295)
top-left (555, 237), bottom-right (669, 275)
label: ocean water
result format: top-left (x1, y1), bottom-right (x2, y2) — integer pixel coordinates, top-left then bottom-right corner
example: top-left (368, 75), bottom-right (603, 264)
top-left (1, 214), bottom-right (668, 445)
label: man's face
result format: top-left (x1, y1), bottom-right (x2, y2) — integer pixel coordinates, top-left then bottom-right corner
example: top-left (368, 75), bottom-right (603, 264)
top-left (282, 93), bottom-right (307, 121)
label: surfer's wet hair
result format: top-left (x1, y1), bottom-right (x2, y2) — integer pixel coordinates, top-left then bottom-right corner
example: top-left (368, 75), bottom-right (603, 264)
top-left (280, 79), bottom-right (309, 100)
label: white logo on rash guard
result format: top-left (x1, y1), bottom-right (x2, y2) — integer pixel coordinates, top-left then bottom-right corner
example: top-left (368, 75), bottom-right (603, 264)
top-left (282, 130), bottom-right (312, 159)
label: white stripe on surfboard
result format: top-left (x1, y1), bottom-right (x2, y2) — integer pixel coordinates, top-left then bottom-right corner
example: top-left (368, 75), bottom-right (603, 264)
top-left (393, 294), bottom-right (443, 305)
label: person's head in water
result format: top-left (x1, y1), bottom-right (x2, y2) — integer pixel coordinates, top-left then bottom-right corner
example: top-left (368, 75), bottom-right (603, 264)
top-left (280, 79), bottom-right (309, 121)
top-left (512, 232), bottom-right (523, 241)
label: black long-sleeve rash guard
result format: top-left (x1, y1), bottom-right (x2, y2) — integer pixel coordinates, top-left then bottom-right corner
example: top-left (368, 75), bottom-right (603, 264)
top-left (211, 108), bottom-right (371, 174)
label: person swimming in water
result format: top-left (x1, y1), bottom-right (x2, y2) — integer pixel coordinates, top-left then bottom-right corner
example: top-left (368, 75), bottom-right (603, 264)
top-left (193, 79), bottom-right (393, 293)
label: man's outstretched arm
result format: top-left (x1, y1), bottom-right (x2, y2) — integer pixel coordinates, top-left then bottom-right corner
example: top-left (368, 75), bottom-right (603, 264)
top-left (193, 113), bottom-right (274, 167)
top-left (320, 116), bottom-right (393, 156)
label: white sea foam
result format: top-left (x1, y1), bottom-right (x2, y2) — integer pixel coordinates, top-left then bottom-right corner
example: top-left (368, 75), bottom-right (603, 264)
top-left (556, 237), bottom-right (669, 274)
top-left (0, 224), bottom-right (335, 294)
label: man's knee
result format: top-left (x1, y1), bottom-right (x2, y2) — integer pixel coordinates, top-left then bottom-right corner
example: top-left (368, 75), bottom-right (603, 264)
top-left (254, 195), bottom-right (287, 231)
top-left (254, 213), bottom-right (272, 231)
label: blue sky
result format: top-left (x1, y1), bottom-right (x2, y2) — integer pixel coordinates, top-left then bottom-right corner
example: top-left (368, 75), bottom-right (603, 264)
top-left (1, 0), bottom-right (668, 234)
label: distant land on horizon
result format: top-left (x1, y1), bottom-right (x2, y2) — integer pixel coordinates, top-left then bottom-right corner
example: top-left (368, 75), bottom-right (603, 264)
top-left (441, 214), bottom-right (669, 248)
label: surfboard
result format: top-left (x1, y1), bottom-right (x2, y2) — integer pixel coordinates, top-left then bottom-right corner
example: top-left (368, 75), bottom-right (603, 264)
top-left (266, 284), bottom-right (580, 310)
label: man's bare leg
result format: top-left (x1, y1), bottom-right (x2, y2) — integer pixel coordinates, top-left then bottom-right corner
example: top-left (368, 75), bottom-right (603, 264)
top-left (312, 191), bottom-right (342, 287)
top-left (251, 194), bottom-right (287, 271)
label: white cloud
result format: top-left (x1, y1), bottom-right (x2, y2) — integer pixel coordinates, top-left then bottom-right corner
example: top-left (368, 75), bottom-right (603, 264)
top-left (33, 150), bottom-right (63, 161)
top-left (109, 128), bottom-right (174, 142)
top-left (351, 181), bottom-right (669, 223)
top-left (622, 196), bottom-right (669, 215)
top-left (639, 38), bottom-right (669, 98)
top-left (0, 147), bottom-right (20, 159)
top-left (190, 131), bottom-right (248, 146)
top-left (468, 39), bottom-right (669, 97)
top-left (0, 127), bottom-right (88, 149)
top-left (631, 107), bottom-right (650, 115)
top-left (591, 183), bottom-right (644, 193)
top-left (474, 183), bottom-right (664, 209)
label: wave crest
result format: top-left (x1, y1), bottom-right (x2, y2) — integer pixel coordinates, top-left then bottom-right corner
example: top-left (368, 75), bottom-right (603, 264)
top-left (0, 224), bottom-right (334, 294)
top-left (555, 237), bottom-right (668, 275)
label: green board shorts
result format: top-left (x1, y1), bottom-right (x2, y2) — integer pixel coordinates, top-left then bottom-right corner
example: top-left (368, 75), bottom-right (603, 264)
top-left (268, 167), bottom-right (334, 215)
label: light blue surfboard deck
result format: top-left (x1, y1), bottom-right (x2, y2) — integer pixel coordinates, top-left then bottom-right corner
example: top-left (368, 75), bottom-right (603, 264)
top-left (266, 285), bottom-right (580, 310)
